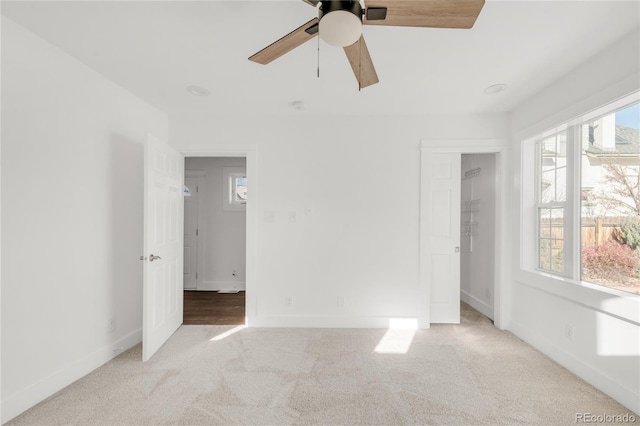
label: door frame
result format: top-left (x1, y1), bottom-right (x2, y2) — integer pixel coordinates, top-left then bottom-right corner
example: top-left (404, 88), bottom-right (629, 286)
top-left (177, 145), bottom-right (257, 325)
top-left (420, 139), bottom-right (510, 330)
top-left (184, 170), bottom-right (205, 290)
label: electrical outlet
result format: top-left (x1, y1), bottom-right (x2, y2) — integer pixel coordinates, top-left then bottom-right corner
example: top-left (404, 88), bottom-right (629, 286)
top-left (564, 324), bottom-right (574, 341)
top-left (289, 211), bottom-right (297, 222)
top-left (232, 269), bottom-right (237, 277)
top-left (285, 296), bottom-right (292, 307)
top-left (337, 296), bottom-right (345, 308)
top-left (108, 318), bottom-right (116, 334)
top-left (485, 288), bottom-right (491, 300)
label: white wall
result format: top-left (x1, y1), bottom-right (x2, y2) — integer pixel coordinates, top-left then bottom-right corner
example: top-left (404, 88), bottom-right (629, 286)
top-left (185, 157), bottom-right (246, 291)
top-left (509, 29), bottom-right (640, 413)
top-left (0, 18), bottom-right (168, 423)
top-left (460, 154), bottom-right (496, 319)
top-left (172, 113), bottom-right (508, 326)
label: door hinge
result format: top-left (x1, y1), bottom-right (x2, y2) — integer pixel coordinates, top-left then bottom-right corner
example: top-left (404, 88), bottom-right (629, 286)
top-left (196, 228), bottom-right (199, 236)
top-left (196, 185), bottom-right (199, 192)
top-left (196, 272), bottom-right (198, 280)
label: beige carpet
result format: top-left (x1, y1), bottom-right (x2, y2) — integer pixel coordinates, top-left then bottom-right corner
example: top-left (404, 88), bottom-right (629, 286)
top-left (7, 304), bottom-right (634, 425)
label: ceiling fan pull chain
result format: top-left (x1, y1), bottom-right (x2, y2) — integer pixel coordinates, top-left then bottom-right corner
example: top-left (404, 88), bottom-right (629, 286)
top-left (317, 33), bottom-right (320, 78)
top-left (358, 36), bottom-right (362, 91)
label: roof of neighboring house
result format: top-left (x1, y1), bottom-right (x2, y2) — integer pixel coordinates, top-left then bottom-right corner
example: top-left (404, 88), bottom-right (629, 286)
top-left (615, 125), bottom-right (640, 146)
top-left (585, 125), bottom-right (640, 164)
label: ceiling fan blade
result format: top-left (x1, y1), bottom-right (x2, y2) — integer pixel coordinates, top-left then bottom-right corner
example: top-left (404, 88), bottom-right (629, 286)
top-left (363, 0), bottom-right (485, 29)
top-left (343, 35), bottom-right (379, 89)
top-left (249, 18), bottom-right (319, 65)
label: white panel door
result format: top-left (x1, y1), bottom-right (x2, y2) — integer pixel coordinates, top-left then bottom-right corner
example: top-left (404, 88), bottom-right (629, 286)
top-left (426, 152), bottom-right (461, 323)
top-left (183, 175), bottom-right (198, 290)
top-left (143, 134), bottom-right (184, 361)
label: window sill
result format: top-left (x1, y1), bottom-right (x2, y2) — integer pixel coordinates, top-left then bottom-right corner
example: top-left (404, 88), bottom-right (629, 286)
top-left (515, 269), bottom-right (640, 326)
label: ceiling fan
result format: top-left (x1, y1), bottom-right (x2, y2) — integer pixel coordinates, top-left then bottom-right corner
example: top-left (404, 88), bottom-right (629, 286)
top-left (248, 0), bottom-right (485, 89)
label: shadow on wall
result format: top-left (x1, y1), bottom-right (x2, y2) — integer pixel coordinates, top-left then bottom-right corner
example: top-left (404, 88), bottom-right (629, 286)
top-left (108, 133), bottom-right (144, 339)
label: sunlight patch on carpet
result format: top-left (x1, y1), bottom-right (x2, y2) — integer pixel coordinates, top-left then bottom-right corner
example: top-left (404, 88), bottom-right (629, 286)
top-left (374, 318), bottom-right (417, 354)
top-left (210, 325), bottom-right (246, 341)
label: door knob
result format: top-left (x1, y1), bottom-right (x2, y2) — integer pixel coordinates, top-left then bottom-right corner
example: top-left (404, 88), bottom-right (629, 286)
top-left (149, 254), bottom-right (162, 262)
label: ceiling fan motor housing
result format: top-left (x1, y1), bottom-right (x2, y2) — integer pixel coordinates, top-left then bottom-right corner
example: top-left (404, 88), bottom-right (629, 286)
top-left (319, 1), bottom-right (363, 47)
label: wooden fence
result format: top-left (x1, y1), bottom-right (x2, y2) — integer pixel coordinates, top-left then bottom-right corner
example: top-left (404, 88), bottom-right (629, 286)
top-left (544, 217), bottom-right (625, 247)
top-left (581, 217), bottom-right (624, 247)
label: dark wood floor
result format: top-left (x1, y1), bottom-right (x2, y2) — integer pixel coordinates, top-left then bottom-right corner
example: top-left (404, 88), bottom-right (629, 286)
top-left (183, 291), bottom-right (246, 325)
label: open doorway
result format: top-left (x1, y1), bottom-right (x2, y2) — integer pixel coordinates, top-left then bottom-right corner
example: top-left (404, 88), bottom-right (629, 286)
top-left (183, 157), bottom-right (247, 325)
top-left (420, 139), bottom-right (508, 329)
top-left (460, 154), bottom-right (497, 321)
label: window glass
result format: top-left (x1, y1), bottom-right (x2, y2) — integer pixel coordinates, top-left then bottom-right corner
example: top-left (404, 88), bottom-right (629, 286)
top-left (222, 167), bottom-right (247, 212)
top-left (530, 97), bottom-right (640, 293)
top-left (580, 102), bottom-right (640, 294)
top-left (536, 130), bottom-right (568, 275)
top-left (234, 177), bottom-right (247, 202)
top-left (538, 207), bottom-right (565, 274)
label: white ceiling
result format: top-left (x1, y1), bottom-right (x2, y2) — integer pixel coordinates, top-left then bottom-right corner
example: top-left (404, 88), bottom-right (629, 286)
top-left (2, 1), bottom-right (639, 116)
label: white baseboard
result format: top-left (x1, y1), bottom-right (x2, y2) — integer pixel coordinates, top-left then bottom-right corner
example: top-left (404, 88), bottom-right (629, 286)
top-left (460, 290), bottom-right (494, 320)
top-left (197, 281), bottom-right (245, 292)
top-left (249, 315), bottom-right (421, 329)
top-left (509, 320), bottom-right (639, 415)
top-left (0, 328), bottom-right (142, 424)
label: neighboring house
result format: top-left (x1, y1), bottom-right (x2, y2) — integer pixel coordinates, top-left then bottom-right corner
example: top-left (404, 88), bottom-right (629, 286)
top-left (582, 116), bottom-right (640, 218)
top-left (584, 120), bottom-right (640, 166)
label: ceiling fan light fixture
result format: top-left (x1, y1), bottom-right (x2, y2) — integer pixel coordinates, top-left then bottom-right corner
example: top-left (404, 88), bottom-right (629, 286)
top-left (319, 1), bottom-right (363, 47)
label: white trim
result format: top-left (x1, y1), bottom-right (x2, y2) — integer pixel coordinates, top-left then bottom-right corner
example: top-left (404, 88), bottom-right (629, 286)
top-left (509, 319), bottom-right (639, 414)
top-left (197, 281), bottom-right (246, 292)
top-left (515, 269), bottom-right (640, 325)
top-left (0, 329), bottom-right (142, 424)
top-left (176, 144), bottom-right (256, 157)
top-left (250, 315), bottom-right (418, 329)
top-left (513, 78), bottom-right (640, 146)
top-left (184, 170), bottom-right (205, 290)
top-left (176, 144), bottom-right (258, 326)
top-left (420, 139), bottom-right (510, 330)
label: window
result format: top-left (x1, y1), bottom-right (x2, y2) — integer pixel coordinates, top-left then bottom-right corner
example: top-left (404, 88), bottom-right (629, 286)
top-left (536, 131), bottom-right (568, 274)
top-left (528, 95), bottom-right (639, 295)
top-left (223, 167), bottom-right (247, 212)
top-left (231, 174), bottom-right (247, 204)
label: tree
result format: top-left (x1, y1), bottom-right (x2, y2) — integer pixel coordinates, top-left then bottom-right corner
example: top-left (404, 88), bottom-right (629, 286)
top-left (592, 163), bottom-right (640, 216)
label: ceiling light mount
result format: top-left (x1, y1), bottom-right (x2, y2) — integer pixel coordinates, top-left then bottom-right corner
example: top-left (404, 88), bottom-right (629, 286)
top-left (483, 84), bottom-right (508, 96)
top-left (319, 1), bottom-right (363, 47)
top-left (186, 85), bottom-right (210, 97)
top-left (290, 100), bottom-right (306, 111)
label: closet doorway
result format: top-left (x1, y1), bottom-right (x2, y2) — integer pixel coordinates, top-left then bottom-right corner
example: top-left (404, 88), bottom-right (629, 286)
top-left (460, 154), bottom-right (497, 321)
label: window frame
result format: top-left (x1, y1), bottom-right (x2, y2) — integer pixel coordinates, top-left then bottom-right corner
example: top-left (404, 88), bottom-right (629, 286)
top-left (230, 173), bottom-right (247, 204)
top-left (533, 128), bottom-right (575, 278)
top-left (525, 93), bottom-right (639, 292)
top-left (222, 166), bottom-right (247, 212)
